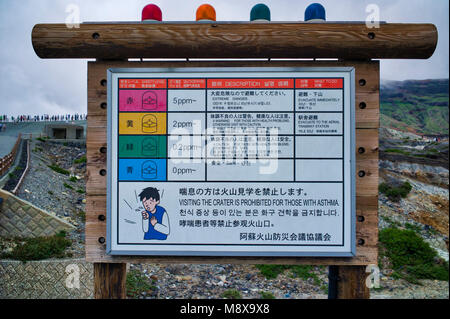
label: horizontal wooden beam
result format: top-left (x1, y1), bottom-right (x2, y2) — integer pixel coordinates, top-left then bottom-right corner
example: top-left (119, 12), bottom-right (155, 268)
top-left (32, 22), bottom-right (437, 60)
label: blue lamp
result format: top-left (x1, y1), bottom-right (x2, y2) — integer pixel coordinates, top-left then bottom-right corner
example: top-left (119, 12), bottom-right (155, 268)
top-left (305, 3), bottom-right (326, 22)
top-left (250, 4), bottom-right (271, 22)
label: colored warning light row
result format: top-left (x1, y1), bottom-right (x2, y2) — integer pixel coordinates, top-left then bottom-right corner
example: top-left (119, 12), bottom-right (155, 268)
top-left (142, 3), bottom-right (326, 22)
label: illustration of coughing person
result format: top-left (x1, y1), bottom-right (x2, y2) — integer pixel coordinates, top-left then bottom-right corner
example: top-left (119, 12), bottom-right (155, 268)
top-left (139, 187), bottom-right (170, 240)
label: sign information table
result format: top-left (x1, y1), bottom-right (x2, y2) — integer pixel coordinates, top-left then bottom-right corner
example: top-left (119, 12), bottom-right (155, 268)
top-left (107, 67), bottom-right (355, 256)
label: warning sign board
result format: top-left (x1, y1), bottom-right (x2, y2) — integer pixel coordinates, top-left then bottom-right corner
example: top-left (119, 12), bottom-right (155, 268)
top-left (107, 67), bottom-right (355, 257)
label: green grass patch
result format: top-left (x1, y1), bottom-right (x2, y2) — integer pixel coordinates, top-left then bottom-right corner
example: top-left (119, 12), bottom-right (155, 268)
top-left (36, 137), bottom-right (46, 143)
top-left (48, 164), bottom-right (70, 176)
top-left (320, 284), bottom-right (328, 294)
top-left (126, 269), bottom-right (156, 299)
top-left (379, 181), bottom-right (412, 202)
top-left (69, 176), bottom-right (78, 183)
top-left (411, 153), bottom-right (436, 158)
top-left (255, 264), bottom-right (322, 286)
top-left (77, 210), bottom-right (86, 222)
top-left (382, 215), bottom-right (402, 228)
top-left (384, 148), bottom-right (411, 156)
top-left (260, 291), bottom-right (275, 299)
top-left (222, 289), bottom-right (242, 299)
top-left (255, 264), bottom-right (291, 279)
top-left (63, 183), bottom-right (74, 190)
top-left (405, 223), bottom-right (422, 233)
top-left (73, 156), bottom-right (86, 164)
top-left (76, 189), bottom-right (85, 194)
top-left (0, 231), bottom-right (71, 262)
top-left (379, 227), bottom-right (449, 284)
top-left (380, 87), bottom-right (449, 135)
top-left (290, 265), bottom-right (321, 285)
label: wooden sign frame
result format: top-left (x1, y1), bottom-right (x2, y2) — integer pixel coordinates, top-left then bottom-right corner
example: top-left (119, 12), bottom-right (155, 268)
top-left (86, 60), bottom-right (379, 266)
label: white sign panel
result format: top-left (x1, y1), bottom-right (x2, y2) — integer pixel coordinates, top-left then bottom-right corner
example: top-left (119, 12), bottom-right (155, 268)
top-left (107, 67), bottom-right (355, 257)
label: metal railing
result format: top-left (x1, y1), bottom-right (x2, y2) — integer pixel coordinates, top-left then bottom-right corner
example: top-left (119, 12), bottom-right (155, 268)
top-left (12, 139), bottom-right (30, 194)
top-left (21, 133), bottom-right (47, 139)
top-left (0, 134), bottom-right (21, 177)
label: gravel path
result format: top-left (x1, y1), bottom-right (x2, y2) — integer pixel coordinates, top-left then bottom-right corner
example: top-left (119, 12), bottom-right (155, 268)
top-left (130, 263), bottom-right (328, 299)
top-left (371, 277), bottom-right (449, 299)
top-left (127, 262), bottom-right (448, 299)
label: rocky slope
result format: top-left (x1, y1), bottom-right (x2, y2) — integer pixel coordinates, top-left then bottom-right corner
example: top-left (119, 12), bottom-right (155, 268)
top-left (379, 127), bottom-right (448, 244)
top-left (380, 79), bottom-right (449, 135)
top-left (15, 139), bottom-right (87, 258)
top-left (372, 127), bottom-right (449, 298)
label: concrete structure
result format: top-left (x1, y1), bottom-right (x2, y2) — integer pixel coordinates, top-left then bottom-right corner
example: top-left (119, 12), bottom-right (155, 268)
top-left (0, 121), bottom-right (87, 151)
top-left (0, 189), bottom-right (75, 238)
top-left (44, 124), bottom-right (85, 140)
top-left (0, 121), bottom-right (87, 139)
top-left (0, 259), bottom-right (93, 299)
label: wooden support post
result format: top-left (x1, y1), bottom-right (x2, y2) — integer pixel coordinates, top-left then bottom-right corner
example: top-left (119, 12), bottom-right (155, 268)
top-left (328, 265), bottom-right (370, 299)
top-left (94, 263), bottom-right (127, 299)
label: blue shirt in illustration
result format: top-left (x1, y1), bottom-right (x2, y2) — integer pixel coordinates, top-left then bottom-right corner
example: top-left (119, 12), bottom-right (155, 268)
top-left (144, 205), bottom-right (169, 240)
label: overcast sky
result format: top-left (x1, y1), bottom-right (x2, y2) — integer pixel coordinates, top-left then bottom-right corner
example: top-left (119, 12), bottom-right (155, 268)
top-left (0, 0), bottom-right (448, 117)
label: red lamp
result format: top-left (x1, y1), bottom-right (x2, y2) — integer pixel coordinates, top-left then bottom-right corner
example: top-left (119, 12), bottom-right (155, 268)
top-left (142, 4), bottom-right (162, 21)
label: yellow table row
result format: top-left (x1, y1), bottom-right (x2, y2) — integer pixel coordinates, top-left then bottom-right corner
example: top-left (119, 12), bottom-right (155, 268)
top-left (119, 113), bottom-right (167, 135)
